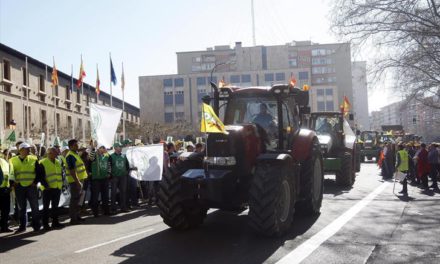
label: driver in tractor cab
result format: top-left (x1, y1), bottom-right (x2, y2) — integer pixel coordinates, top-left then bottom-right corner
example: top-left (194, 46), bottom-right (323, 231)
top-left (253, 103), bottom-right (276, 130)
top-left (317, 118), bottom-right (333, 134)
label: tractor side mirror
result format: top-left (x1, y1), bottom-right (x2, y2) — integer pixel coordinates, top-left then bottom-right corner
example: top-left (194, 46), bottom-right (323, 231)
top-left (356, 130), bottom-right (361, 136)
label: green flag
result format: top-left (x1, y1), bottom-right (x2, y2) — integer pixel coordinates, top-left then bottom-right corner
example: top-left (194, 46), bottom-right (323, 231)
top-left (6, 130), bottom-right (16, 142)
top-left (62, 140), bottom-right (68, 147)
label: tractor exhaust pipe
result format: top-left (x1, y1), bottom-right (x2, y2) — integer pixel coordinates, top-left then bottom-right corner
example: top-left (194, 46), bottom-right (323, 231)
top-left (210, 81), bottom-right (220, 115)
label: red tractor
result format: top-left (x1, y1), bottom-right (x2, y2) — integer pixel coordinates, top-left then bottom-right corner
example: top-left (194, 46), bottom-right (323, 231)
top-left (158, 83), bottom-right (324, 237)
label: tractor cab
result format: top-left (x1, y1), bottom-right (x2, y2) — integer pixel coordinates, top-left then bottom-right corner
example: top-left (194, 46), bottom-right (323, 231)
top-left (310, 112), bottom-right (345, 156)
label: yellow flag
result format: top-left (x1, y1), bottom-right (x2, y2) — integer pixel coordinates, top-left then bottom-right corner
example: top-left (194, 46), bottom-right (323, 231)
top-left (200, 103), bottom-right (227, 134)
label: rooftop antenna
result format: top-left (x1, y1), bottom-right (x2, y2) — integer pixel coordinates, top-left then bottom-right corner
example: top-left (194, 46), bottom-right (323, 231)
top-left (251, 0), bottom-right (256, 46)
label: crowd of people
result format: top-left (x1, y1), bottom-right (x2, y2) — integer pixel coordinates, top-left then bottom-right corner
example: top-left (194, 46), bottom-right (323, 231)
top-left (378, 141), bottom-right (440, 195)
top-left (0, 137), bottom-right (205, 234)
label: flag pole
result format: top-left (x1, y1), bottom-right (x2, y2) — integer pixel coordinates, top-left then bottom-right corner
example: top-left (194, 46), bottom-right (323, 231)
top-left (25, 56), bottom-right (30, 141)
top-left (122, 62), bottom-right (126, 140)
top-left (81, 56), bottom-right (85, 145)
top-left (109, 52), bottom-right (113, 107)
top-left (54, 60), bottom-right (58, 139)
top-left (96, 63), bottom-right (100, 101)
top-left (45, 64), bottom-right (49, 149)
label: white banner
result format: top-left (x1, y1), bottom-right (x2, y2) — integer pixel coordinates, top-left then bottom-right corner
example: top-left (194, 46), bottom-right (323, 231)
top-left (90, 103), bottom-right (122, 149)
top-left (124, 144), bottom-right (164, 181)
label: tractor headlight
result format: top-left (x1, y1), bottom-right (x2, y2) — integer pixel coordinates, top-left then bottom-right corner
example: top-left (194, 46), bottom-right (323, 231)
top-left (205, 156), bottom-right (236, 166)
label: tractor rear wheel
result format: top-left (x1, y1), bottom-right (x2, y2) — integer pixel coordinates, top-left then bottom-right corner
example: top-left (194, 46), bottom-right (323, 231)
top-left (249, 162), bottom-right (296, 237)
top-left (296, 139), bottom-right (324, 216)
top-left (336, 153), bottom-right (354, 187)
top-left (157, 168), bottom-right (207, 230)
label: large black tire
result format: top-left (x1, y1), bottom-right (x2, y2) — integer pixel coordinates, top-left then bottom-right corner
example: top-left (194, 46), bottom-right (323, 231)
top-left (355, 151), bottom-right (361, 173)
top-left (336, 153), bottom-right (354, 187)
top-left (157, 168), bottom-right (207, 230)
top-left (248, 161), bottom-right (296, 237)
top-left (296, 139), bottom-right (324, 216)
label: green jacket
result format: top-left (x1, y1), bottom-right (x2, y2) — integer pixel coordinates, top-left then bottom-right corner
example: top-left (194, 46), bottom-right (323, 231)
top-left (109, 153), bottom-right (129, 177)
top-left (91, 153), bottom-right (110, 180)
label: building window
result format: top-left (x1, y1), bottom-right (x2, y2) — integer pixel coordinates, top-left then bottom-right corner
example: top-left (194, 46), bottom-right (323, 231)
top-left (56, 113), bottom-right (61, 128)
top-left (39, 94), bottom-right (45, 102)
top-left (175, 112), bottom-right (184, 121)
top-left (2, 60), bottom-right (11, 80)
top-left (55, 85), bottom-right (59, 97)
top-left (289, 59), bottom-right (297, 68)
top-left (317, 88), bottom-right (324, 96)
top-left (241, 74), bottom-right (251, 83)
top-left (299, 71), bottom-right (309, 80)
top-left (164, 91), bottom-right (173, 105)
top-left (230, 75), bottom-right (240, 84)
top-left (76, 90), bottom-right (81, 104)
top-left (164, 113), bottom-right (174, 123)
top-left (275, 73), bottom-right (285, 81)
top-left (41, 110), bottom-right (47, 132)
top-left (196, 77), bottom-right (206, 85)
top-left (39, 75), bottom-right (45, 92)
top-left (264, 73), bottom-right (274, 82)
top-left (174, 78), bottom-right (184, 87)
top-left (326, 101), bottom-right (334, 111)
top-left (22, 67), bottom-right (28, 86)
top-left (66, 86), bottom-right (71, 100)
top-left (175, 91), bottom-right (184, 105)
top-left (317, 101), bottom-right (325, 111)
top-left (24, 106), bottom-right (31, 131)
top-left (67, 116), bottom-right (72, 130)
top-left (163, 78), bottom-right (173, 87)
top-left (325, 88), bottom-right (333, 96)
top-left (5, 101), bottom-right (12, 129)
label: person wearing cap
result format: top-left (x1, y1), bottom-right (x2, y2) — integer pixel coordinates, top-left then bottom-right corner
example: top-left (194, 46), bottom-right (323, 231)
top-left (38, 147), bottom-right (64, 230)
top-left (0, 154), bottom-right (13, 232)
top-left (9, 142), bottom-right (42, 233)
top-left (66, 139), bottom-right (88, 225)
top-left (89, 143), bottom-right (110, 217)
top-left (108, 142), bottom-right (130, 213)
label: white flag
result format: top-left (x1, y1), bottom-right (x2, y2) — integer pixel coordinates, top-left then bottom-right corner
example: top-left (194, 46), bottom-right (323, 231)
top-left (90, 103), bottom-right (122, 148)
top-left (124, 144), bottom-right (164, 181)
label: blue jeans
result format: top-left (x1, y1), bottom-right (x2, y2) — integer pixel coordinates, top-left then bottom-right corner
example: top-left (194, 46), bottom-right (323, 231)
top-left (15, 184), bottom-right (40, 230)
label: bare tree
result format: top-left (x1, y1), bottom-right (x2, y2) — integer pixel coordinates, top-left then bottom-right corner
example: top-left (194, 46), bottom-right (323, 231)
top-left (331, 0), bottom-right (440, 109)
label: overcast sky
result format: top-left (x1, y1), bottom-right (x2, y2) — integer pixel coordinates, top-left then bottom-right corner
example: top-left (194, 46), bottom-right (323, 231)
top-left (0, 0), bottom-right (393, 112)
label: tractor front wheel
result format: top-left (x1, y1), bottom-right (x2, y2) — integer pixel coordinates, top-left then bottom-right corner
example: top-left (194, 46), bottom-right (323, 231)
top-left (249, 162), bottom-right (296, 237)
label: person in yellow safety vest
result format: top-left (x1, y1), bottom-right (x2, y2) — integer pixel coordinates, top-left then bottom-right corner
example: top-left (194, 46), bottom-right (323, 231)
top-left (9, 142), bottom-right (42, 233)
top-left (38, 147), bottom-right (65, 230)
top-left (395, 143), bottom-right (410, 195)
top-left (65, 139), bottom-right (88, 225)
top-left (0, 156), bottom-right (13, 233)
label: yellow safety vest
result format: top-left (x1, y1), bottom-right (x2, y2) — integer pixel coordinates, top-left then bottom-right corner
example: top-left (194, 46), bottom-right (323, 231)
top-left (66, 151), bottom-right (88, 183)
top-left (9, 155), bottom-right (38, 187)
top-left (0, 158), bottom-right (10, 188)
top-left (397, 150), bottom-right (409, 172)
top-left (39, 158), bottom-right (63, 190)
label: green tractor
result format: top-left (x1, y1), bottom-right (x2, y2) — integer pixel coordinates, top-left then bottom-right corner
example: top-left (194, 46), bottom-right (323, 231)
top-left (309, 112), bottom-right (360, 187)
top-left (358, 131), bottom-right (381, 162)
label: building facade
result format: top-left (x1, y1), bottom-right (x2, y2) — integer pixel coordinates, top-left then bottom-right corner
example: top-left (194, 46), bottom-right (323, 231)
top-left (351, 61), bottom-right (370, 131)
top-left (369, 98), bottom-right (440, 142)
top-left (0, 43), bottom-right (140, 144)
top-left (139, 41), bottom-right (354, 125)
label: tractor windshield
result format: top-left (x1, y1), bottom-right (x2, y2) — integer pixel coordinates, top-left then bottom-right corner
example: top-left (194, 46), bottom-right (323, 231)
top-left (313, 115), bottom-right (340, 135)
top-left (224, 97), bottom-right (278, 129)
top-left (360, 131), bottom-right (377, 142)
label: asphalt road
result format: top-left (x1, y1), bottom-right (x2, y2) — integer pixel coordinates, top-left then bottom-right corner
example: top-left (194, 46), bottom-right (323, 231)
top-left (1, 162), bottom-right (440, 264)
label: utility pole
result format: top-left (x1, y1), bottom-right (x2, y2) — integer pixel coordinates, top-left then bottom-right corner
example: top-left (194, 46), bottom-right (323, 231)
top-left (251, 0), bottom-right (256, 46)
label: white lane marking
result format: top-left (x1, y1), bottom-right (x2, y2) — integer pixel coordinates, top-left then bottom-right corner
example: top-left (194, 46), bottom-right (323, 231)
top-left (276, 182), bottom-right (389, 264)
top-left (75, 228), bottom-right (154, 253)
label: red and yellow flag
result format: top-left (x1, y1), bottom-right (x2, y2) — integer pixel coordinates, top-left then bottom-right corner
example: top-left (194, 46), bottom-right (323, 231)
top-left (289, 73), bottom-right (297, 87)
top-left (95, 67), bottom-right (100, 95)
top-left (51, 58), bottom-right (59, 88)
top-left (340, 95), bottom-right (351, 116)
top-left (219, 77), bottom-right (226, 88)
top-left (76, 57), bottom-right (86, 88)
